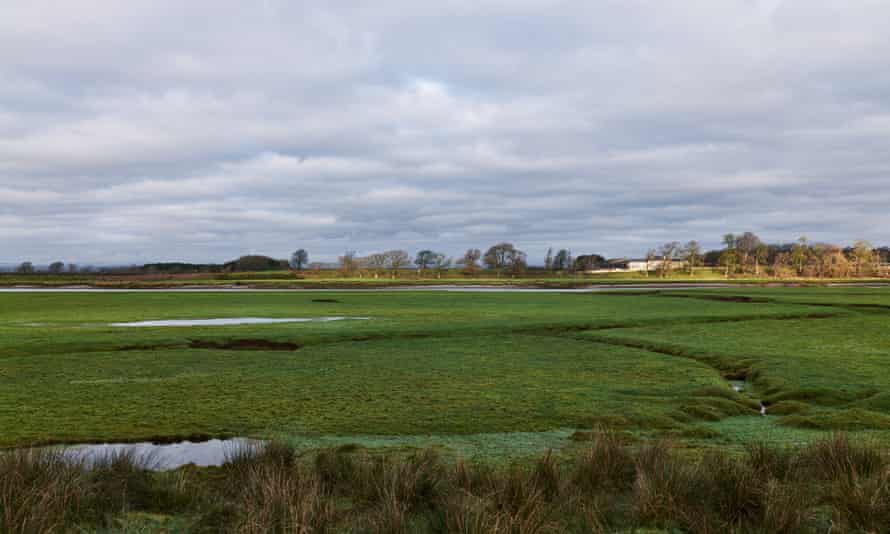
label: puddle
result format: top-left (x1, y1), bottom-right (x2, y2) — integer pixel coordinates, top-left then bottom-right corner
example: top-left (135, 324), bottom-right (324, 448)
top-left (109, 316), bottom-right (369, 327)
top-left (42, 438), bottom-right (263, 471)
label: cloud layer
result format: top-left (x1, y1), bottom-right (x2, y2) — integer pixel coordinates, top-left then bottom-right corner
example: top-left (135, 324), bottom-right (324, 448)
top-left (2, 0), bottom-right (889, 264)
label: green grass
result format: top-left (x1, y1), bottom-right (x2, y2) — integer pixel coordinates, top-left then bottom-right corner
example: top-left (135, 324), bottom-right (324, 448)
top-left (2, 288), bottom-right (890, 456)
top-left (585, 288), bottom-right (890, 435)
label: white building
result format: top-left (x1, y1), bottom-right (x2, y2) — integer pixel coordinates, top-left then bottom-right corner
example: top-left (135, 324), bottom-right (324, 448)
top-left (588, 257), bottom-right (687, 273)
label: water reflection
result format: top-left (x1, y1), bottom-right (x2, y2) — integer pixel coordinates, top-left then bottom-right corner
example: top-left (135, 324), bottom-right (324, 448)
top-left (54, 438), bottom-right (263, 470)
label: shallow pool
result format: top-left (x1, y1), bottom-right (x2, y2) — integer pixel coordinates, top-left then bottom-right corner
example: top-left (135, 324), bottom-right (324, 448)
top-left (50, 438), bottom-right (262, 470)
top-left (110, 316), bottom-right (369, 327)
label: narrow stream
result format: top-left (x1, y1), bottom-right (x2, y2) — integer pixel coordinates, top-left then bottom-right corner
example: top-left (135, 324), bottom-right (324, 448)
top-left (727, 377), bottom-right (767, 416)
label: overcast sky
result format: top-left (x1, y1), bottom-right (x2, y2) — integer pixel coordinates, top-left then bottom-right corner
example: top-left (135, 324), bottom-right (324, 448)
top-left (1, 1), bottom-right (889, 265)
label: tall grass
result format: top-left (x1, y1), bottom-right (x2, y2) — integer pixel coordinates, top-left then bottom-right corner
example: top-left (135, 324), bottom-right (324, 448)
top-left (3, 434), bottom-right (889, 532)
top-left (0, 449), bottom-right (85, 533)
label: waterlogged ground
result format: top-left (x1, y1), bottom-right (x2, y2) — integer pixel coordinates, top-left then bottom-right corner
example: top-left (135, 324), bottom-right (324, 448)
top-left (2, 288), bottom-right (890, 457)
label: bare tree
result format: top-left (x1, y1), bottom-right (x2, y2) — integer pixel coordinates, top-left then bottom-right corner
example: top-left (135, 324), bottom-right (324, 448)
top-left (552, 249), bottom-right (571, 271)
top-left (719, 248), bottom-right (737, 278)
top-left (771, 252), bottom-right (794, 279)
top-left (415, 250), bottom-right (435, 275)
top-left (659, 242), bottom-right (680, 278)
top-left (16, 262), bottom-right (34, 274)
top-left (791, 236), bottom-right (809, 277)
top-left (644, 249), bottom-right (657, 277)
top-left (457, 248), bottom-right (481, 274)
top-left (432, 254), bottom-right (451, 278)
top-left (366, 253), bottom-right (387, 278)
top-left (67, 263), bottom-right (78, 273)
top-left (722, 233), bottom-right (736, 250)
top-left (544, 247), bottom-right (553, 271)
top-left (682, 240), bottom-right (702, 275)
top-left (384, 250), bottom-right (410, 278)
top-left (290, 249), bottom-right (309, 270)
top-left (735, 232), bottom-right (762, 273)
top-left (753, 244), bottom-right (768, 276)
top-left (483, 243), bottom-right (526, 276)
top-left (338, 251), bottom-right (358, 276)
top-left (48, 261), bottom-right (65, 274)
top-left (849, 240), bottom-right (877, 277)
top-left (818, 244), bottom-right (849, 278)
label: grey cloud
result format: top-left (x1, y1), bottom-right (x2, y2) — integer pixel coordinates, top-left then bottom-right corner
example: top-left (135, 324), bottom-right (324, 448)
top-left (1, 0), bottom-right (889, 265)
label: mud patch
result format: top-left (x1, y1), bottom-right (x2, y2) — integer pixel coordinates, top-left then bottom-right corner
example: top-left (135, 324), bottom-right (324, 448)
top-left (189, 339), bottom-right (300, 351)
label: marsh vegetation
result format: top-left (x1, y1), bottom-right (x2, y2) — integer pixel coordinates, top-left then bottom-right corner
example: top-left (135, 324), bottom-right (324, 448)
top-left (3, 287), bottom-right (890, 530)
top-left (4, 433), bottom-right (890, 533)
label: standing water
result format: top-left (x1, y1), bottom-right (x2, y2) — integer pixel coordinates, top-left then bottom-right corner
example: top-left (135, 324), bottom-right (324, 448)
top-left (109, 317), bottom-right (369, 327)
top-left (44, 438), bottom-right (263, 470)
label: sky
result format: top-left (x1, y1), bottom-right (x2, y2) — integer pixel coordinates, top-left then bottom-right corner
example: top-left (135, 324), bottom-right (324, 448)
top-left (1, 0), bottom-right (889, 266)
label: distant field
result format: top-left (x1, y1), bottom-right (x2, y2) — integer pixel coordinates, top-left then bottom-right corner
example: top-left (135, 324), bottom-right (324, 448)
top-left (4, 288), bottom-right (890, 458)
top-left (2, 268), bottom-right (886, 289)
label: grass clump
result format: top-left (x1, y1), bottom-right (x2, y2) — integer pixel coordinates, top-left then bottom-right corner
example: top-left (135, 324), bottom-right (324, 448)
top-left (570, 428), bottom-right (634, 493)
top-left (233, 462), bottom-right (334, 534)
top-left (797, 433), bottom-right (884, 481)
top-left (828, 467), bottom-right (890, 532)
top-left (10, 435), bottom-right (890, 532)
top-left (0, 449), bottom-right (86, 533)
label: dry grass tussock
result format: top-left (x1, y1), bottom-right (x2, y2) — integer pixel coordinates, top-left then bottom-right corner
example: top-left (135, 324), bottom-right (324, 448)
top-left (2, 433), bottom-right (890, 532)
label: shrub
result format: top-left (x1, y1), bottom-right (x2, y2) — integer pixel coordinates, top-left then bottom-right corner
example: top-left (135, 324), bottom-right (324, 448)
top-left (438, 492), bottom-right (494, 534)
top-left (88, 449), bottom-right (157, 513)
top-left (829, 467), bottom-right (890, 532)
top-left (697, 451), bottom-right (763, 526)
top-left (530, 451), bottom-right (563, 500)
top-left (314, 447), bottom-right (361, 493)
top-left (745, 442), bottom-right (797, 481)
top-left (233, 462), bottom-right (334, 534)
top-left (633, 440), bottom-right (690, 526)
top-left (571, 428), bottom-right (634, 494)
top-left (372, 450), bottom-right (445, 511)
top-left (760, 479), bottom-right (811, 533)
top-left (798, 433), bottom-right (884, 481)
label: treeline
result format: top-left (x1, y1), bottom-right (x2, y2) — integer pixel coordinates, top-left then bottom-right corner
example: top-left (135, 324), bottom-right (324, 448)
top-left (622, 234), bottom-right (890, 279)
top-left (707, 234), bottom-right (889, 278)
top-left (6, 235), bottom-right (889, 278)
top-left (4, 256), bottom-right (291, 275)
top-left (336, 243), bottom-right (534, 278)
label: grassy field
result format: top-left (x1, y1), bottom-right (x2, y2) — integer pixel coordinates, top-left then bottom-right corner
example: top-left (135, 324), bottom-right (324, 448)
top-left (4, 287), bottom-right (890, 532)
top-left (2, 288), bottom-right (889, 452)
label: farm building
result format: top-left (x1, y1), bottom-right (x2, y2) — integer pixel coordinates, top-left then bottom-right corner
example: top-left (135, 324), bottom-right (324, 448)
top-left (587, 257), bottom-right (687, 273)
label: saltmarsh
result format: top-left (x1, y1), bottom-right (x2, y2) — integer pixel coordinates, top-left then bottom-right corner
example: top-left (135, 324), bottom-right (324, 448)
top-left (1, 288), bottom-right (889, 454)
